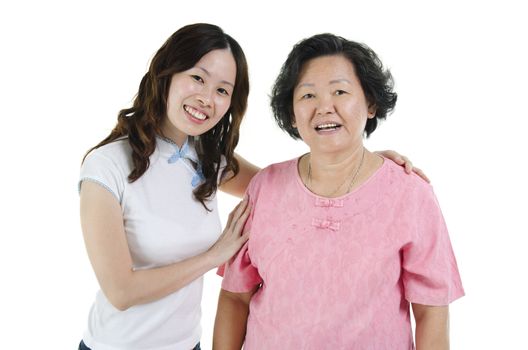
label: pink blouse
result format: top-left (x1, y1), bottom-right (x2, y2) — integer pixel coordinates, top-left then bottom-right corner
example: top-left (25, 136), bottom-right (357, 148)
top-left (220, 157), bottom-right (464, 349)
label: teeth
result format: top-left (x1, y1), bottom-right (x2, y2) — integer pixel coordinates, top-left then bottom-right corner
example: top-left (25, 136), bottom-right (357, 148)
top-left (185, 106), bottom-right (207, 120)
top-left (316, 123), bottom-right (339, 130)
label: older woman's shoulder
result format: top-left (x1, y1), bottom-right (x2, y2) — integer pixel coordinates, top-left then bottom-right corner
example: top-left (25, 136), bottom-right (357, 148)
top-left (382, 158), bottom-right (432, 194)
top-left (247, 157), bottom-right (299, 191)
top-left (259, 157), bottom-right (298, 176)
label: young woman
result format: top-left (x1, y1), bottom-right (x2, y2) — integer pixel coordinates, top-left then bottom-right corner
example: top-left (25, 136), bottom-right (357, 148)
top-left (79, 24), bottom-right (426, 350)
top-left (214, 33), bottom-right (464, 349)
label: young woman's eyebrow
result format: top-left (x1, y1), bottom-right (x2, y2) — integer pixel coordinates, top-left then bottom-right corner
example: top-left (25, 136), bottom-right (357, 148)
top-left (197, 66), bottom-right (234, 87)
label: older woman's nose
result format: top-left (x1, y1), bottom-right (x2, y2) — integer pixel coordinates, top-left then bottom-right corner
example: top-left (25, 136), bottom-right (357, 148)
top-left (315, 97), bottom-right (335, 116)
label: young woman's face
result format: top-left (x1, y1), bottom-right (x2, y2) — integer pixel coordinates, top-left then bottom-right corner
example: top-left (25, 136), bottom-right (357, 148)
top-left (163, 48), bottom-right (236, 146)
top-left (292, 54), bottom-right (376, 155)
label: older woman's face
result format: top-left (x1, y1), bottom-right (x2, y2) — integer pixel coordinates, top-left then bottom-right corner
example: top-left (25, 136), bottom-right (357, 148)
top-left (292, 55), bottom-right (376, 154)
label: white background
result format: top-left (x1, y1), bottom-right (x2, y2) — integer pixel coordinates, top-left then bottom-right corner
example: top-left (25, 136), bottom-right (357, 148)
top-left (1, 0), bottom-right (527, 348)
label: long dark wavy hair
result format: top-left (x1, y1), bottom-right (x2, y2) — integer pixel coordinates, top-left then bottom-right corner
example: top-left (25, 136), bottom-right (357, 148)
top-left (271, 33), bottom-right (396, 139)
top-left (83, 23), bottom-right (249, 209)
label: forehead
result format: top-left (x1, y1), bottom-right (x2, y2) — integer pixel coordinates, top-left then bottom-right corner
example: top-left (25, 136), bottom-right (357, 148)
top-left (193, 49), bottom-right (237, 83)
top-left (297, 55), bottom-right (358, 85)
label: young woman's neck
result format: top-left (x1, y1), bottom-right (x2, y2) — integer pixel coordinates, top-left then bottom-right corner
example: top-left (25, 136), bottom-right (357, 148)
top-left (160, 120), bottom-right (188, 147)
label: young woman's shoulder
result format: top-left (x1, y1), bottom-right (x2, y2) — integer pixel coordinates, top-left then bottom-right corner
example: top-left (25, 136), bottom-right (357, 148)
top-left (79, 138), bottom-right (131, 202)
top-left (84, 137), bottom-right (131, 166)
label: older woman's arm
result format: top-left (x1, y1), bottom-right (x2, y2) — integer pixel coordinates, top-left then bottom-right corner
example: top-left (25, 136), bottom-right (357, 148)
top-left (213, 287), bottom-right (259, 350)
top-left (412, 304), bottom-right (450, 350)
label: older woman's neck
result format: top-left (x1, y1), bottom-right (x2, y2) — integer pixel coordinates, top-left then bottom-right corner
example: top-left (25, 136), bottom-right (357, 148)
top-left (303, 146), bottom-right (384, 197)
top-left (309, 146), bottom-right (368, 177)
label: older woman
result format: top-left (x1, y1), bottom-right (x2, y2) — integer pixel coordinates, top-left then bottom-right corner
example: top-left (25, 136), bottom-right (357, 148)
top-left (213, 33), bottom-right (464, 349)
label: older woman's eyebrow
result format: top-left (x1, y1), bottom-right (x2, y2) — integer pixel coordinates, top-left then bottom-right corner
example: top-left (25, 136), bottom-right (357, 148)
top-left (197, 66), bottom-right (234, 87)
top-left (329, 79), bottom-right (352, 85)
top-left (296, 82), bottom-right (314, 89)
top-left (296, 79), bottom-right (352, 89)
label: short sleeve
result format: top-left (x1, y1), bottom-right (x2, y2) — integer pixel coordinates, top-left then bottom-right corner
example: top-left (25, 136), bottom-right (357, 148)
top-left (78, 150), bottom-right (126, 204)
top-left (402, 186), bottom-right (464, 306)
top-left (218, 177), bottom-right (263, 293)
top-left (220, 241), bottom-right (262, 293)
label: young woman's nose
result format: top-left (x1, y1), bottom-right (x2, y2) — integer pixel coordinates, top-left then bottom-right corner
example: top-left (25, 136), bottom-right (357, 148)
top-left (196, 86), bottom-right (214, 107)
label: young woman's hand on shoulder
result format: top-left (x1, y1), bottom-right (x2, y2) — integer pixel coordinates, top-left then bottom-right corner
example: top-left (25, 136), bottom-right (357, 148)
top-left (206, 195), bottom-right (251, 266)
top-left (375, 149), bottom-right (430, 182)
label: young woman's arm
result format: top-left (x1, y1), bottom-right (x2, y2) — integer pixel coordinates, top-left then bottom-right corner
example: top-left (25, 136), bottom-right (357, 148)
top-left (80, 181), bottom-right (250, 311)
top-left (412, 303), bottom-right (450, 350)
top-left (219, 153), bottom-right (260, 198)
top-left (213, 287), bottom-right (258, 350)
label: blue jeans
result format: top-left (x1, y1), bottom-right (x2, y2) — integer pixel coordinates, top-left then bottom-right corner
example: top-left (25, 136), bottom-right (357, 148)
top-left (78, 340), bottom-right (201, 350)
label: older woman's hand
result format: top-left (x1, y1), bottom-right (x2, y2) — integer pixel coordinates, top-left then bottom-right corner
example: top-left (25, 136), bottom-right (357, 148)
top-left (375, 150), bottom-right (430, 183)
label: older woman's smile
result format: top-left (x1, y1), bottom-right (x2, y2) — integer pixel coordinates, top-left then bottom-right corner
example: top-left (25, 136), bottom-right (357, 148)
top-left (314, 122), bottom-right (342, 132)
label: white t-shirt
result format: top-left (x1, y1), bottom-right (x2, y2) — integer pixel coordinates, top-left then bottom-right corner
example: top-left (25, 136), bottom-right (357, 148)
top-left (79, 136), bottom-right (222, 350)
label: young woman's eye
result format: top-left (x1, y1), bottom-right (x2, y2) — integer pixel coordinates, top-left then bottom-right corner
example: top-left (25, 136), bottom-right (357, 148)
top-left (335, 90), bottom-right (348, 96)
top-left (217, 88), bottom-right (229, 96)
top-left (191, 75), bottom-right (204, 83)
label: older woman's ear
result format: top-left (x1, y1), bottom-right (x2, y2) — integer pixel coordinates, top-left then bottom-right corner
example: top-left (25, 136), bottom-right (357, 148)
top-left (368, 104), bottom-right (377, 119)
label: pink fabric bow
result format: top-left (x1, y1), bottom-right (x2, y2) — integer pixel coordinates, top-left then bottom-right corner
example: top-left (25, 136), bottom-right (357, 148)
top-left (314, 197), bottom-right (344, 208)
top-left (311, 218), bottom-right (341, 231)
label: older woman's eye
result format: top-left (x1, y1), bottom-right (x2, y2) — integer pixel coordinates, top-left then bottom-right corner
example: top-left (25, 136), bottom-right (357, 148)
top-left (191, 75), bottom-right (204, 83)
top-left (217, 88), bottom-right (229, 96)
top-left (335, 90), bottom-right (348, 96)
top-left (301, 93), bottom-right (315, 99)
